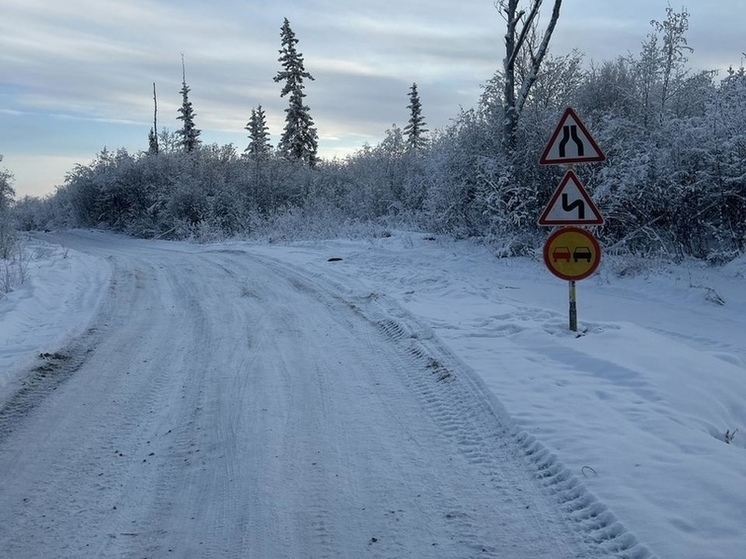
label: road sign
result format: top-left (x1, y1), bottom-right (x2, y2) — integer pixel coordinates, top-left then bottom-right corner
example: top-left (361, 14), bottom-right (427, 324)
top-left (543, 227), bottom-right (601, 281)
top-left (540, 107), bottom-right (605, 165)
top-left (538, 170), bottom-right (604, 226)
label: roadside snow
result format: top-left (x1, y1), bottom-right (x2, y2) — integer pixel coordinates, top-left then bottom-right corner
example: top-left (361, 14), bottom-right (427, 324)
top-left (248, 232), bottom-right (746, 559)
top-left (0, 238), bottom-right (110, 398)
top-left (1, 230), bottom-right (744, 558)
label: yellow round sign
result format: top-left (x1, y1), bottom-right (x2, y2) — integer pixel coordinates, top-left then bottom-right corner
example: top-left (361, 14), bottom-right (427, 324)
top-left (543, 227), bottom-right (601, 280)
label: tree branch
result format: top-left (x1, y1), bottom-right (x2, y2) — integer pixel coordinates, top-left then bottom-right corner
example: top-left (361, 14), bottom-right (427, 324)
top-left (516, 0), bottom-right (562, 113)
top-left (508, 1), bottom-right (542, 71)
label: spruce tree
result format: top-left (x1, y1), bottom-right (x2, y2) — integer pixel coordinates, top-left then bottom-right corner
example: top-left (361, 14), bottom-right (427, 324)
top-left (245, 105), bottom-right (272, 159)
top-left (148, 127), bottom-right (159, 156)
top-left (176, 56), bottom-right (201, 153)
top-left (404, 83), bottom-right (428, 152)
top-left (273, 18), bottom-right (318, 166)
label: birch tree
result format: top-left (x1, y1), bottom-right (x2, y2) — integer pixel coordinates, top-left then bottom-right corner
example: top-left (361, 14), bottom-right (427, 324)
top-left (498, 0), bottom-right (563, 152)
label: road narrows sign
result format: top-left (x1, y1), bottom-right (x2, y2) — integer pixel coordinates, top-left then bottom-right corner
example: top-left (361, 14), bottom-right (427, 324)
top-left (543, 227), bottom-right (601, 281)
top-left (538, 170), bottom-right (604, 226)
top-left (539, 107), bottom-right (605, 165)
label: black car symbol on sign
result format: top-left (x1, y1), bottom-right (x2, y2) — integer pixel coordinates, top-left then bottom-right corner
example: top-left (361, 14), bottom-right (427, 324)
top-left (573, 246), bottom-right (593, 262)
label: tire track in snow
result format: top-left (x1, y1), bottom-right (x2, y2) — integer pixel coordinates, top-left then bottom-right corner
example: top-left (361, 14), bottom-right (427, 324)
top-left (254, 252), bottom-right (656, 559)
top-left (360, 293), bottom-right (656, 559)
top-left (0, 261), bottom-right (114, 445)
top-left (0, 341), bottom-right (90, 445)
top-left (238, 257), bottom-right (538, 557)
top-left (0, 259), bottom-right (183, 557)
top-left (0, 248), bottom-right (230, 558)
top-left (372, 305), bottom-right (579, 557)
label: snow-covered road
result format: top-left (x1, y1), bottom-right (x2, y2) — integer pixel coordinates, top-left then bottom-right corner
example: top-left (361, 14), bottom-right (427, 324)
top-left (0, 232), bottom-right (640, 558)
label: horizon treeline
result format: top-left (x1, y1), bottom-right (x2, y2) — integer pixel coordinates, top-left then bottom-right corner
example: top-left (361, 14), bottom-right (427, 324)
top-left (9, 9), bottom-right (746, 263)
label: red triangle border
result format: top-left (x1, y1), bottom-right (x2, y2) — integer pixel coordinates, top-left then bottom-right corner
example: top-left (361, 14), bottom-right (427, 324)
top-left (538, 170), bottom-right (604, 226)
top-left (539, 107), bottom-right (606, 165)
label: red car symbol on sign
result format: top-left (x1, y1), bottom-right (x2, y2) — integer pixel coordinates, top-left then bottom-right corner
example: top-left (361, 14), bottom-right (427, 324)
top-left (552, 246), bottom-right (571, 262)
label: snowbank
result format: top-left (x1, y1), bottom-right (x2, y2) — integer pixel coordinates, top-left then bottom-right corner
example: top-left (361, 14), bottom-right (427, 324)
top-left (0, 237), bottom-right (110, 395)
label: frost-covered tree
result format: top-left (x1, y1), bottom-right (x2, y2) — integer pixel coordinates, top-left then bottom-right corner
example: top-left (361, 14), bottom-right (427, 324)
top-left (0, 156), bottom-right (17, 259)
top-left (498, 0), bottom-right (563, 152)
top-left (654, 6), bottom-right (693, 116)
top-left (176, 56), bottom-right (201, 153)
top-left (403, 83), bottom-right (428, 152)
top-left (636, 31), bottom-right (663, 129)
top-left (524, 50), bottom-right (584, 110)
top-left (148, 128), bottom-right (159, 156)
top-left (0, 156), bottom-right (13, 211)
top-left (634, 7), bottom-right (696, 128)
top-left (576, 57), bottom-right (637, 119)
top-left (245, 105), bottom-right (272, 159)
top-left (274, 18), bottom-right (318, 166)
top-left (712, 66), bottom-right (746, 253)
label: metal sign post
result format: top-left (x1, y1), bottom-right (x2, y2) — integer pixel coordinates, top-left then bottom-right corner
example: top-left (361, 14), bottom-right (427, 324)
top-left (569, 280), bottom-right (577, 332)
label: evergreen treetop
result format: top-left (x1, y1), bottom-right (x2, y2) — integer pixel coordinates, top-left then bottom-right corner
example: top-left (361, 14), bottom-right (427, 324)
top-left (273, 18), bottom-right (318, 166)
top-left (404, 83), bottom-right (428, 152)
top-left (245, 105), bottom-right (273, 159)
top-left (176, 56), bottom-right (201, 153)
top-left (148, 128), bottom-right (159, 156)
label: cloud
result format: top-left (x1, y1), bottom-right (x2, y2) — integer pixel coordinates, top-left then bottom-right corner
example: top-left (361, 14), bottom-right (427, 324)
top-left (1, 154), bottom-right (93, 197)
top-left (2, 0), bottom-right (501, 125)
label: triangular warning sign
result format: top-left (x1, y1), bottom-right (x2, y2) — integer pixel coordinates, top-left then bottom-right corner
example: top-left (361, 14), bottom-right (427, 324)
top-left (538, 170), bottom-right (604, 226)
top-left (540, 107), bottom-right (605, 165)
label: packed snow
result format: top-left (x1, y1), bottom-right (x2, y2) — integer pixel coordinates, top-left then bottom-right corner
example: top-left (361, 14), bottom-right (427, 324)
top-left (0, 230), bottom-right (744, 558)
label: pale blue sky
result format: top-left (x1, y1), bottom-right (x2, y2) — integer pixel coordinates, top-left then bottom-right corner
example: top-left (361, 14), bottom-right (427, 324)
top-left (1, 0), bottom-right (744, 197)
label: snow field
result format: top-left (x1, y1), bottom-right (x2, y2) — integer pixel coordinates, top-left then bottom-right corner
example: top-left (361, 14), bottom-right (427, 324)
top-left (0, 230), bottom-right (744, 558)
top-left (248, 231), bottom-right (746, 559)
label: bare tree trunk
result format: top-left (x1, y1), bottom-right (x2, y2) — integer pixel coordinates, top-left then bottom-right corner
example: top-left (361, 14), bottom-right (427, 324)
top-left (502, 0), bottom-right (519, 153)
top-left (500, 0), bottom-right (563, 153)
top-left (152, 82), bottom-right (159, 155)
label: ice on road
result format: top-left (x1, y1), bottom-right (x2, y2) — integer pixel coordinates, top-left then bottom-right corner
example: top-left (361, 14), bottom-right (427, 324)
top-left (0, 233), bottom-right (647, 558)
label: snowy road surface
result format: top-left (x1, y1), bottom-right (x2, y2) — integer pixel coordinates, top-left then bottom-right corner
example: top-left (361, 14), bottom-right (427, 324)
top-left (0, 232), bottom-right (645, 558)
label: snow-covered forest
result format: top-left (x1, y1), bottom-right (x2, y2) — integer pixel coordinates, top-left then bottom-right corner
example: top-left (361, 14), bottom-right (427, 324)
top-left (7, 7), bottom-right (746, 263)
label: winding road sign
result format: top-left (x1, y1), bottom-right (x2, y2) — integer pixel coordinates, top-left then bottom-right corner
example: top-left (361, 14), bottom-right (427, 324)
top-left (538, 170), bottom-right (604, 226)
top-left (543, 227), bottom-right (601, 281)
top-left (540, 107), bottom-right (605, 165)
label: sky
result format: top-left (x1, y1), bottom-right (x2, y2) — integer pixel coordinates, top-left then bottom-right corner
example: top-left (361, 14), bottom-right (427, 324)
top-left (1, 0), bottom-right (745, 198)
